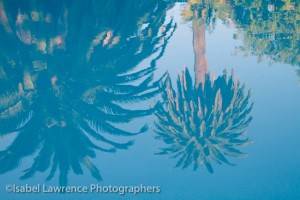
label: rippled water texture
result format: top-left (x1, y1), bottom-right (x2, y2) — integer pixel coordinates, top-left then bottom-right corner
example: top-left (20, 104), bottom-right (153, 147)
top-left (0, 1), bottom-right (300, 199)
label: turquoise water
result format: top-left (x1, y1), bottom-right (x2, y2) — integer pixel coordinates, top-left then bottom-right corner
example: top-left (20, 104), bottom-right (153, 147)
top-left (1, 1), bottom-right (300, 199)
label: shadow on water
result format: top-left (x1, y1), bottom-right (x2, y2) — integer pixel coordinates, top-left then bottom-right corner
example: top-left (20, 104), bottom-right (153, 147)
top-left (0, 0), bottom-right (175, 186)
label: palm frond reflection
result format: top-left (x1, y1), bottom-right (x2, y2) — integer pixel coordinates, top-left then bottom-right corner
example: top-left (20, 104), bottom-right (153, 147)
top-left (154, 68), bottom-right (253, 173)
top-left (0, 0), bottom-right (175, 186)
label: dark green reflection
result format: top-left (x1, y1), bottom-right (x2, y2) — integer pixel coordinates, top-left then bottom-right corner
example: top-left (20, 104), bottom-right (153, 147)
top-left (0, 0), bottom-right (175, 185)
top-left (232, 0), bottom-right (300, 66)
top-left (181, 0), bottom-right (299, 67)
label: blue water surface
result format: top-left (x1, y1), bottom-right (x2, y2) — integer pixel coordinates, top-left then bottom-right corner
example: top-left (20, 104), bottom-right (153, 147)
top-left (0, 1), bottom-right (300, 200)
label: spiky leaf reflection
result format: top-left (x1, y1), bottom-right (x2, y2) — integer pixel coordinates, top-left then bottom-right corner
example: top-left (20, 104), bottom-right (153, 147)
top-left (155, 68), bottom-right (253, 173)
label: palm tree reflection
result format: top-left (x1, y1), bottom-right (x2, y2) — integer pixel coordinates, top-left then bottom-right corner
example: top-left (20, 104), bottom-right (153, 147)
top-left (0, 68), bottom-right (156, 185)
top-left (154, 0), bottom-right (253, 173)
top-left (155, 69), bottom-right (253, 173)
top-left (0, 0), bottom-right (175, 185)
